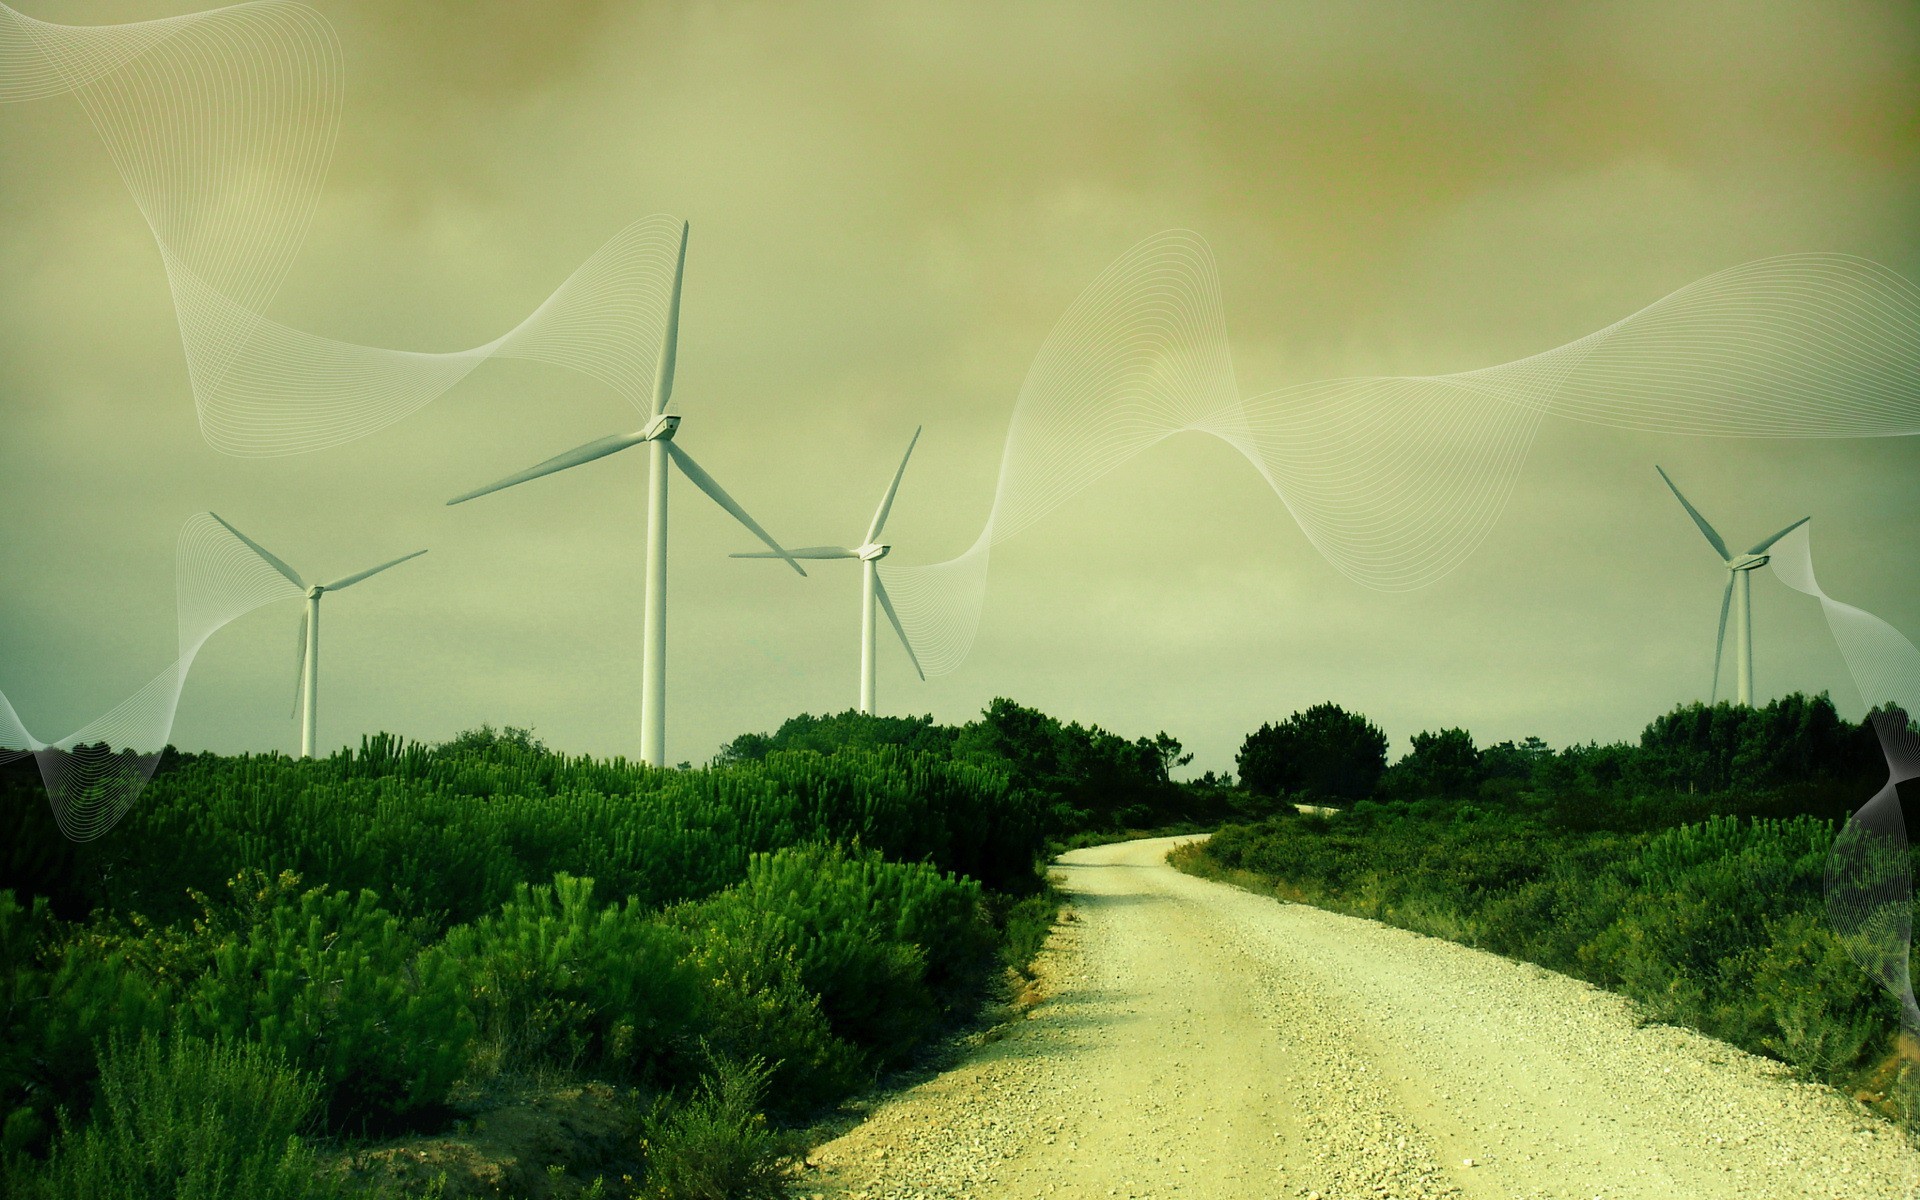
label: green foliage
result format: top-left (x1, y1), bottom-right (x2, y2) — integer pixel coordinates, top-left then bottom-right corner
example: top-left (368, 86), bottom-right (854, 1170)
top-left (1632, 693), bottom-right (1871, 794)
top-left (0, 707), bottom-right (1084, 1166)
top-left (989, 883), bottom-right (1064, 979)
top-left (10, 1033), bottom-right (340, 1200)
top-left (1749, 909), bottom-right (1894, 1077)
top-left (1236, 703), bottom-right (1388, 801)
top-left (674, 912), bottom-right (865, 1116)
top-left (1, 891), bottom-right (173, 1152)
top-left (641, 1052), bottom-right (792, 1200)
top-left (689, 844), bottom-right (991, 1063)
top-left (712, 710), bottom-right (956, 765)
top-left (430, 874), bottom-right (700, 1080)
top-left (43, 736), bottom-right (1040, 928)
top-left (82, 870), bottom-right (477, 1131)
top-left (1384, 727), bottom-right (1481, 798)
top-left (955, 697), bottom-right (1210, 833)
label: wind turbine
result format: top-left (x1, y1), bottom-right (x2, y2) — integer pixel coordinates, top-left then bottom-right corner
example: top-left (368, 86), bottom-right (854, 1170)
top-left (732, 427), bottom-right (926, 714)
top-left (1655, 467), bottom-right (1808, 707)
top-left (447, 221), bottom-right (803, 766)
top-left (209, 513), bottom-right (427, 758)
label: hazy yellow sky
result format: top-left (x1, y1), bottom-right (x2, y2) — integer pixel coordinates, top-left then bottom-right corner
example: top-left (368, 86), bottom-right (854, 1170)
top-left (3, 0), bottom-right (1917, 772)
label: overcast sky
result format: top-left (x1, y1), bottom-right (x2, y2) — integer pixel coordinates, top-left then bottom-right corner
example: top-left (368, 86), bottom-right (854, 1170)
top-left (3, 0), bottom-right (1917, 774)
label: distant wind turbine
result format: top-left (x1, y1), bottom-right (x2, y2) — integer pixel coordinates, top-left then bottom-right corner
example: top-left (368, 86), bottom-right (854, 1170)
top-left (209, 513), bottom-right (427, 758)
top-left (733, 426), bottom-right (926, 713)
top-left (447, 221), bottom-right (803, 766)
top-left (1655, 467), bottom-right (1809, 707)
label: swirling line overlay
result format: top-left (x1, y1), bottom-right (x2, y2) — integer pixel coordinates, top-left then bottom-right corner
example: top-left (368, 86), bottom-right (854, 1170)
top-left (2, 1), bottom-right (685, 454)
top-left (0, 514), bottom-right (302, 840)
top-left (1769, 526), bottom-right (1920, 1037)
top-left (877, 236), bottom-right (1920, 674)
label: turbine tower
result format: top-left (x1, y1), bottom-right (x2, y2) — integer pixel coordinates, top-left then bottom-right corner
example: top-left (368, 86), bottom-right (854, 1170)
top-left (732, 427), bottom-right (926, 713)
top-left (1655, 467), bottom-right (1808, 707)
top-left (447, 221), bottom-right (803, 766)
top-left (209, 513), bottom-right (427, 758)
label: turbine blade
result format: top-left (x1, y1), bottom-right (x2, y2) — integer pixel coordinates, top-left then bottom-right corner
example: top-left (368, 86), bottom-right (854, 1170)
top-left (865, 425), bottom-right (923, 544)
top-left (873, 575), bottom-right (925, 681)
top-left (665, 441), bottom-right (806, 576)
top-left (323, 549), bottom-right (428, 593)
top-left (447, 432), bottom-right (647, 505)
top-left (730, 546), bottom-right (857, 559)
top-left (209, 512), bottom-right (305, 589)
top-left (651, 221), bottom-right (689, 417)
top-left (292, 611), bottom-right (308, 719)
top-left (1655, 466), bottom-right (1730, 561)
top-left (1711, 573), bottom-right (1733, 704)
top-left (1748, 516), bottom-right (1811, 556)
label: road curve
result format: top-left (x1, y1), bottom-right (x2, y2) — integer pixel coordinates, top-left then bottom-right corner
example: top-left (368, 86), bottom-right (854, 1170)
top-left (802, 835), bottom-right (1920, 1200)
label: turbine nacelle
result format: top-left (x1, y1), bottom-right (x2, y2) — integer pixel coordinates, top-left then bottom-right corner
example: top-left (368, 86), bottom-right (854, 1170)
top-left (1728, 553), bottom-right (1770, 573)
top-left (856, 542), bottom-right (890, 562)
top-left (640, 413), bottom-right (681, 442)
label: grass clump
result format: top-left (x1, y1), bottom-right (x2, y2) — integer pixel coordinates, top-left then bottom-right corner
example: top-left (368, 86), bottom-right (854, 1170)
top-left (8, 1032), bottom-right (340, 1200)
top-left (642, 1053), bottom-right (791, 1200)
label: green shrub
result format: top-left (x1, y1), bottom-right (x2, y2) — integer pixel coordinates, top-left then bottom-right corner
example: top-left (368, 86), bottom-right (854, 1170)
top-left (677, 916), bottom-right (866, 1116)
top-left (1, 892), bottom-right (172, 1150)
top-left (642, 1052), bottom-right (791, 1200)
top-left (693, 844), bottom-right (990, 1060)
top-left (989, 884), bottom-right (1063, 978)
top-left (1749, 909), bottom-right (1895, 1077)
top-left (76, 870), bottom-right (475, 1132)
top-left (430, 873), bottom-right (700, 1080)
top-left (11, 1033), bottom-right (339, 1200)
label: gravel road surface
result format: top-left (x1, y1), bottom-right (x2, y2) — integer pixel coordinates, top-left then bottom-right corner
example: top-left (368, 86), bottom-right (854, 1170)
top-left (802, 835), bottom-right (1920, 1200)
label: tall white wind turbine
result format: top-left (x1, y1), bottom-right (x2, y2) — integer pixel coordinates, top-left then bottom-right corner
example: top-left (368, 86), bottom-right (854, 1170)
top-left (1655, 467), bottom-right (1809, 707)
top-left (732, 427), bottom-right (926, 713)
top-left (209, 513), bottom-right (427, 758)
top-left (447, 222), bottom-right (804, 766)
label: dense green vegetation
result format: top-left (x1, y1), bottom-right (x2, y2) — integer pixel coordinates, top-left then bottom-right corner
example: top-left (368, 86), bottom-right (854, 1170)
top-left (2, 689), bottom-right (1907, 1195)
top-left (713, 702), bottom-right (1238, 836)
top-left (1181, 692), bottom-right (1915, 1121)
top-left (0, 699), bottom-right (1236, 1199)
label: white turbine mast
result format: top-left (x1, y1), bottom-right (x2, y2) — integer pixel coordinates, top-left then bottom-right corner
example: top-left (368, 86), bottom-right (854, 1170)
top-left (209, 513), bottom-right (427, 758)
top-left (733, 426), bottom-right (926, 714)
top-left (1655, 466), bottom-right (1809, 707)
top-left (447, 221), bottom-right (804, 766)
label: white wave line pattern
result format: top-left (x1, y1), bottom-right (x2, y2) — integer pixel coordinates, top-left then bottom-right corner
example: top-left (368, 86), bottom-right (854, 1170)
top-left (0, 514), bottom-right (302, 841)
top-left (880, 233), bottom-right (1920, 676)
top-left (2, 1), bottom-right (684, 455)
top-left (1768, 525), bottom-right (1920, 1035)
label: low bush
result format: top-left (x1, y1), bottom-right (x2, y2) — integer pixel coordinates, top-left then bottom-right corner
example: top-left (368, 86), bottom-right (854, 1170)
top-left (431, 873), bottom-right (701, 1080)
top-left (9, 1032), bottom-right (340, 1200)
top-left (59, 870), bottom-right (474, 1133)
top-left (641, 1052), bottom-right (792, 1200)
top-left (676, 916), bottom-right (866, 1116)
top-left (690, 844), bottom-right (992, 1061)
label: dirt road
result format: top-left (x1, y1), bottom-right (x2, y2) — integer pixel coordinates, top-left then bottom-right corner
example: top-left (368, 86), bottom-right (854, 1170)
top-left (803, 835), bottom-right (1920, 1199)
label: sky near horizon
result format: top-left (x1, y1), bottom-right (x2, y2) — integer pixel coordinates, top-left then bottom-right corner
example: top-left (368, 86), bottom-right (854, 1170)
top-left (2, 0), bottom-right (1917, 775)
